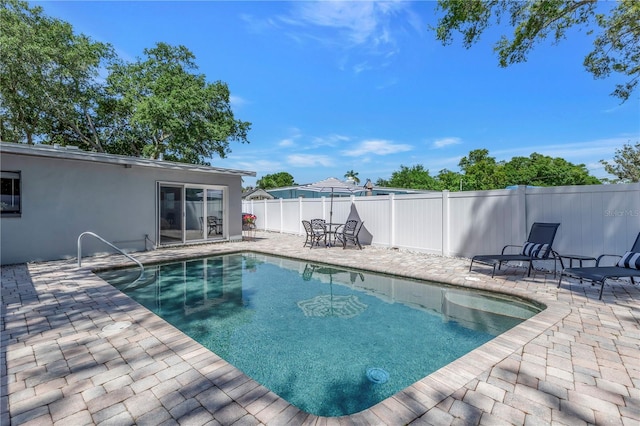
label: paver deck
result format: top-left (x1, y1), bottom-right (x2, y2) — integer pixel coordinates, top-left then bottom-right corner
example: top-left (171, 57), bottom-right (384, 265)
top-left (2, 231), bottom-right (639, 425)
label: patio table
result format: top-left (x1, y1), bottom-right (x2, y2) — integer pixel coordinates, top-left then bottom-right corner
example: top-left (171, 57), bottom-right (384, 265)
top-left (325, 223), bottom-right (343, 247)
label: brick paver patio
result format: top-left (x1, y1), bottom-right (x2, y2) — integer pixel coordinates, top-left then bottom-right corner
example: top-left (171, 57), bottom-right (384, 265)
top-left (2, 231), bottom-right (638, 425)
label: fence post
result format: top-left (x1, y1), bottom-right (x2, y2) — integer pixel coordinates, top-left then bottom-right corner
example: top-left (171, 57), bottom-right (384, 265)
top-left (517, 185), bottom-right (527, 240)
top-left (299, 197), bottom-right (303, 235)
top-left (263, 198), bottom-right (268, 232)
top-left (389, 193), bottom-right (395, 248)
top-left (442, 190), bottom-right (450, 256)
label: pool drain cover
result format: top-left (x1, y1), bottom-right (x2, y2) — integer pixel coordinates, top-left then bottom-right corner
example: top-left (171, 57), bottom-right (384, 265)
top-left (102, 321), bottom-right (132, 333)
top-left (366, 368), bottom-right (389, 384)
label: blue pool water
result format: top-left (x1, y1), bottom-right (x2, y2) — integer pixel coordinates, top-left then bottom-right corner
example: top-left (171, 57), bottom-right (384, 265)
top-left (98, 253), bottom-right (542, 417)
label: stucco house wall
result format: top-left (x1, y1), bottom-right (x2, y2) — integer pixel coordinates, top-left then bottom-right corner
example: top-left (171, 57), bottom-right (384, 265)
top-left (1, 143), bottom-right (255, 265)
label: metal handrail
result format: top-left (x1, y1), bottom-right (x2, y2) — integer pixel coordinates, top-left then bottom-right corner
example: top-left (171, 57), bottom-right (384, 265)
top-left (77, 231), bottom-right (144, 281)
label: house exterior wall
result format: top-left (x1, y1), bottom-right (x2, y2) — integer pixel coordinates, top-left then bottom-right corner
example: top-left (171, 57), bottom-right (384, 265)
top-left (1, 152), bottom-right (245, 265)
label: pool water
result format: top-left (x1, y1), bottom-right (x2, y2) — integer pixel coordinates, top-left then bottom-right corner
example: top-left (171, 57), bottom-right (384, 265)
top-left (98, 252), bottom-right (542, 417)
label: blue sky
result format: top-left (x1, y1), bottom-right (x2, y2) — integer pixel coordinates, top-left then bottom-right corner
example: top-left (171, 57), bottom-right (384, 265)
top-left (37, 1), bottom-right (639, 187)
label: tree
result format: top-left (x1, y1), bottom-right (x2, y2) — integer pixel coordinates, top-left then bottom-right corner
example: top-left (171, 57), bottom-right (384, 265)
top-left (503, 153), bottom-right (600, 186)
top-left (435, 168), bottom-right (464, 191)
top-left (600, 142), bottom-right (640, 183)
top-left (344, 170), bottom-right (360, 184)
top-left (256, 172), bottom-right (296, 189)
top-left (378, 149), bottom-right (601, 191)
top-left (458, 149), bottom-right (505, 190)
top-left (104, 43), bottom-right (251, 164)
top-left (434, 0), bottom-right (640, 102)
top-left (385, 165), bottom-right (438, 190)
top-left (0, 0), bottom-right (114, 146)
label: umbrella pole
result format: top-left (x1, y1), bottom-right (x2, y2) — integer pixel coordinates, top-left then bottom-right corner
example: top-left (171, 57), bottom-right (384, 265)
top-left (330, 188), bottom-right (334, 225)
top-left (329, 189), bottom-right (334, 246)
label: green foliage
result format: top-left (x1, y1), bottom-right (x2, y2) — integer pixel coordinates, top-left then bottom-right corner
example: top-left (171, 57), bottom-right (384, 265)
top-left (384, 165), bottom-right (438, 190)
top-left (458, 148), bottom-right (506, 190)
top-left (503, 153), bottom-right (600, 186)
top-left (344, 170), bottom-right (360, 184)
top-left (0, 0), bottom-right (114, 146)
top-left (584, 0), bottom-right (640, 102)
top-left (104, 42), bottom-right (251, 164)
top-left (256, 172), bottom-right (296, 189)
top-left (435, 168), bottom-right (464, 191)
top-left (600, 142), bottom-right (640, 183)
top-left (378, 149), bottom-right (601, 191)
top-left (435, 0), bottom-right (639, 102)
top-left (0, 1), bottom-right (251, 165)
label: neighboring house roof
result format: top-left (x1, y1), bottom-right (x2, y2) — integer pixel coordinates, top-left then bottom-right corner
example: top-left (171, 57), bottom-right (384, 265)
top-left (265, 184), bottom-right (435, 199)
top-left (242, 188), bottom-right (275, 200)
top-left (0, 142), bottom-right (256, 177)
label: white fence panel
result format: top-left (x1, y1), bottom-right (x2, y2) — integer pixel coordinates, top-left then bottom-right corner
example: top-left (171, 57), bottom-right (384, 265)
top-left (328, 196), bottom-right (354, 224)
top-left (302, 198), bottom-right (329, 230)
top-left (447, 189), bottom-right (524, 258)
top-left (351, 196), bottom-right (389, 246)
top-left (394, 193), bottom-right (444, 253)
top-left (243, 183), bottom-right (640, 260)
top-left (281, 199), bottom-right (301, 235)
top-left (525, 184), bottom-right (640, 259)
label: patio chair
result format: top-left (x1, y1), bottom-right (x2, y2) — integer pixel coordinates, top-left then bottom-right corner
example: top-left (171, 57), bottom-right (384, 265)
top-left (207, 216), bottom-right (221, 235)
top-left (336, 220), bottom-right (364, 249)
top-left (469, 222), bottom-right (561, 277)
top-left (558, 232), bottom-right (640, 299)
top-left (302, 220), bottom-right (326, 249)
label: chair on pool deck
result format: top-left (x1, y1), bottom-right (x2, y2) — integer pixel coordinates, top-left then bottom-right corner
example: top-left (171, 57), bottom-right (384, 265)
top-left (469, 222), bottom-right (561, 277)
top-left (302, 220), bottom-right (326, 249)
top-left (558, 231), bottom-right (640, 299)
top-left (335, 220), bottom-right (364, 250)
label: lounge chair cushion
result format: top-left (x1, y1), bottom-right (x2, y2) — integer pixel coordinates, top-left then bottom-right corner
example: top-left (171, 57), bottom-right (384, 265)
top-left (521, 242), bottom-right (549, 258)
top-left (618, 251), bottom-right (640, 269)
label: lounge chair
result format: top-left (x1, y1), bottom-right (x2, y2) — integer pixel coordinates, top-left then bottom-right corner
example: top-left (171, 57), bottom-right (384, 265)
top-left (558, 232), bottom-right (640, 299)
top-left (469, 222), bottom-right (561, 277)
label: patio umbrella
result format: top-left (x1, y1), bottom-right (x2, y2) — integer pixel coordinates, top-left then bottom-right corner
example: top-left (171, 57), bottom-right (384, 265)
top-left (297, 266), bottom-right (367, 318)
top-left (299, 177), bottom-right (366, 225)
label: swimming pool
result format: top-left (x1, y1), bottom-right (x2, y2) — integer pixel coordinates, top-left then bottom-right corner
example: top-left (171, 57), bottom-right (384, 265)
top-left (98, 252), bottom-right (543, 417)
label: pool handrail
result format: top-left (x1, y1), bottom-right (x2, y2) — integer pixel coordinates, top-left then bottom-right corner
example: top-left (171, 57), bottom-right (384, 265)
top-left (77, 231), bottom-right (144, 282)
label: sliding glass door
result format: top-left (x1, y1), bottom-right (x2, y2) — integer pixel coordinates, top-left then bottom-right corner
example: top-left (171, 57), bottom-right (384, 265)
top-left (159, 183), bottom-right (226, 246)
top-left (159, 185), bottom-right (183, 245)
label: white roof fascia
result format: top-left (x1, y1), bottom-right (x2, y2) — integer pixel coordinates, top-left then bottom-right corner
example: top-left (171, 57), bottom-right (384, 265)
top-left (0, 142), bottom-right (256, 177)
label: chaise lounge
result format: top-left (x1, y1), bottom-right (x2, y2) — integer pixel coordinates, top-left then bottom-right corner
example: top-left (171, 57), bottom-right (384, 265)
top-left (558, 232), bottom-right (640, 299)
top-left (469, 222), bottom-right (561, 277)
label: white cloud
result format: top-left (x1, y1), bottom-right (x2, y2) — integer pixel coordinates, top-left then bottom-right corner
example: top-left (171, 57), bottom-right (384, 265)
top-left (288, 154), bottom-right (333, 167)
top-left (310, 134), bottom-right (351, 148)
top-left (492, 138), bottom-right (630, 162)
top-left (433, 137), bottom-right (462, 149)
top-left (278, 138), bottom-right (295, 147)
top-left (229, 95), bottom-right (248, 109)
top-left (233, 159), bottom-right (282, 174)
top-left (274, 1), bottom-right (417, 69)
top-left (342, 139), bottom-right (413, 157)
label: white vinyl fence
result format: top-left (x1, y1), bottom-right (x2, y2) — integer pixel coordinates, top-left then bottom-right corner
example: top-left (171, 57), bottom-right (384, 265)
top-left (243, 183), bottom-right (640, 264)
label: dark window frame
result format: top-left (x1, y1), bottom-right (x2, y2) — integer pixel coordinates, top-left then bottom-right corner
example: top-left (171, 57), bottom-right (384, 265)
top-left (1, 170), bottom-right (21, 217)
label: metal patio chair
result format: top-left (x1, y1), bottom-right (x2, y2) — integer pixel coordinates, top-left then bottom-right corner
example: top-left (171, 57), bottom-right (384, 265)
top-left (302, 220), bottom-right (326, 249)
top-left (336, 220), bottom-right (364, 249)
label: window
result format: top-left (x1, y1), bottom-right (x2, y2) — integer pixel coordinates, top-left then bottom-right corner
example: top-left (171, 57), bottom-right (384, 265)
top-left (1, 171), bottom-right (21, 216)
